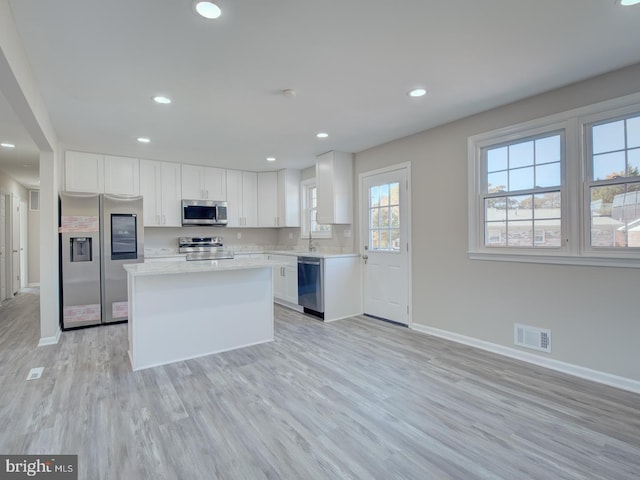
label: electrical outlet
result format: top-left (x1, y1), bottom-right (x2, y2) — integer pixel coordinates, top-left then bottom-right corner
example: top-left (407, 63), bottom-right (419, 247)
top-left (26, 367), bottom-right (44, 381)
top-left (237, 232), bottom-right (242, 240)
top-left (289, 232), bottom-right (293, 239)
top-left (344, 229), bottom-right (352, 238)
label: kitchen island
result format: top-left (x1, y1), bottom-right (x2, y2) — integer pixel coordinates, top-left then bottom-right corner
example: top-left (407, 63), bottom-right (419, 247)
top-left (124, 259), bottom-right (275, 371)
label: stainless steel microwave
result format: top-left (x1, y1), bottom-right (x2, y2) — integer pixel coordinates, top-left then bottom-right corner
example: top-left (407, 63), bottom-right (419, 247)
top-left (181, 199), bottom-right (228, 226)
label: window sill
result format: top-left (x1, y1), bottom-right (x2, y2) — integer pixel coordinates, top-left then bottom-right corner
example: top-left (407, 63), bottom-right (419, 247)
top-left (468, 251), bottom-right (640, 268)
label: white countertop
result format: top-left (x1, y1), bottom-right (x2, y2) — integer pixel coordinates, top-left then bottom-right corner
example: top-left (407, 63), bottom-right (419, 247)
top-left (125, 258), bottom-right (275, 277)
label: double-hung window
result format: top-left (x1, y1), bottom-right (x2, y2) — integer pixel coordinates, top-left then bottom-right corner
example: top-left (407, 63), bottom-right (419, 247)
top-left (469, 92), bottom-right (640, 267)
top-left (585, 113), bottom-right (640, 251)
top-left (482, 131), bottom-right (564, 249)
top-left (300, 178), bottom-right (332, 239)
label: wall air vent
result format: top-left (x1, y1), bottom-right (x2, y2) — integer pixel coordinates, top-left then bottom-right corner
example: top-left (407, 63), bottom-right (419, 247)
top-left (514, 323), bottom-right (551, 353)
top-left (29, 190), bottom-right (40, 211)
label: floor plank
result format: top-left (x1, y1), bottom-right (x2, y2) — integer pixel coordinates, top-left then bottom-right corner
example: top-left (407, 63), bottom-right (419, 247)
top-left (1, 289), bottom-right (639, 479)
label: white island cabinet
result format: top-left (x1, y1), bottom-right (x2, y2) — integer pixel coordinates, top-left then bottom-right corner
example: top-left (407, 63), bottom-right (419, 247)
top-left (124, 259), bottom-right (274, 371)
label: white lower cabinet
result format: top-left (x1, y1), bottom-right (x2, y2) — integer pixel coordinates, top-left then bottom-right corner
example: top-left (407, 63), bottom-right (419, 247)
top-left (267, 254), bottom-right (298, 305)
top-left (323, 256), bottom-right (362, 322)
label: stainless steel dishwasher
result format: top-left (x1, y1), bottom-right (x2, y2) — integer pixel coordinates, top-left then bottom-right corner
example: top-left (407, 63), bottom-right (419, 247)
top-left (297, 256), bottom-right (324, 318)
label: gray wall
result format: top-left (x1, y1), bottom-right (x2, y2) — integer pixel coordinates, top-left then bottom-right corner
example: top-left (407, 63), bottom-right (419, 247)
top-left (355, 63), bottom-right (640, 382)
top-left (27, 200), bottom-right (39, 285)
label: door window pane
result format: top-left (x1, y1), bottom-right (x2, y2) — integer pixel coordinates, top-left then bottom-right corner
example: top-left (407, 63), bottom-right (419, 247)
top-left (368, 182), bottom-right (401, 251)
top-left (370, 186), bottom-right (379, 208)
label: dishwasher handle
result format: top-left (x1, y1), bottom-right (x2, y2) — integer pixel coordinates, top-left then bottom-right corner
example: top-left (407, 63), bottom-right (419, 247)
top-left (297, 258), bottom-right (322, 265)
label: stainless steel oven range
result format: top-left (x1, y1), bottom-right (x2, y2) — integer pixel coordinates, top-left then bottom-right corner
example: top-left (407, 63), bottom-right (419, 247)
top-left (178, 236), bottom-right (234, 261)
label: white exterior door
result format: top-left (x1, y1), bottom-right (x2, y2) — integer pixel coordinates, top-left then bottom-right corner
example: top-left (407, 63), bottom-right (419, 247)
top-left (360, 165), bottom-right (410, 325)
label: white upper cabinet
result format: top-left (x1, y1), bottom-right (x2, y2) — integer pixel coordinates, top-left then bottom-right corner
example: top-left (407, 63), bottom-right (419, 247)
top-left (65, 151), bottom-right (104, 193)
top-left (181, 164), bottom-right (226, 201)
top-left (257, 171), bottom-right (279, 227)
top-left (257, 169), bottom-right (300, 227)
top-left (139, 160), bottom-right (181, 227)
top-left (226, 170), bottom-right (258, 227)
top-left (278, 168), bottom-right (300, 227)
top-left (242, 171), bottom-right (258, 227)
top-left (316, 151), bottom-right (353, 224)
top-left (104, 155), bottom-right (139, 196)
top-left (65, 151), bottom-right (139, 195)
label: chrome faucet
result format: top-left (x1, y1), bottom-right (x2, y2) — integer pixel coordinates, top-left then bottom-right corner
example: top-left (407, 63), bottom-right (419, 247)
top-left (308, 231), bottom-right (318, 252)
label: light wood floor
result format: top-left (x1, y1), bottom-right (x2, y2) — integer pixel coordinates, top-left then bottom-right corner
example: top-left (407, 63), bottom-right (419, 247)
top-left (1, 289), bottom-right (639, 479)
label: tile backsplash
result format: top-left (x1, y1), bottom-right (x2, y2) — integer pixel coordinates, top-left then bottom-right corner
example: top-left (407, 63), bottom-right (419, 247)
top-left (144, 225), bottom-right (355, 255)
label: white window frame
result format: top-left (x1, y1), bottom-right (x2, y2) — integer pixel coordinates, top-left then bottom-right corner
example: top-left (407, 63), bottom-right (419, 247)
top-left (300, 178), bottom-right (332, 239)
top-left (580, 104), bottom-right (640, 260)
top-left (468, 91), bottom-right (640, 268)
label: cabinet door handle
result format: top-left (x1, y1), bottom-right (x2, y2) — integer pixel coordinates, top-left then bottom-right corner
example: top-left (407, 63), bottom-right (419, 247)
top-left (162, 214), bottom-right (166, 225)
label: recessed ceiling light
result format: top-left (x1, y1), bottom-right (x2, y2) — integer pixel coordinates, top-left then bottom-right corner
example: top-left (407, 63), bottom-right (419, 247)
top-left (316, 132), bottom-right (329, 139)
top-left (408, 88), bottom-right (427, 98)
top-left (618, 0), bottom-right (640, 6)
top-left (137, 137), bottom-right (151, 143)
top-left (194, 1), bottom-right (222, 19)
top-left (153, 95), bottom-right (171, 104)
top-left (1, 142), bottom-right (15, 148)
top-left (266, 157), bottom-right (276, 162)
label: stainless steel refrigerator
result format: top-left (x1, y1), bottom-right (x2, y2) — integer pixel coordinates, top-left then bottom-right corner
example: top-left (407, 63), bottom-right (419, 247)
top-left (59, 192), bottom-right (144, 329)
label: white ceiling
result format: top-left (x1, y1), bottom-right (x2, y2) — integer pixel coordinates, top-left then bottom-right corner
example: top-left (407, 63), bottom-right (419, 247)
top-left (0, 89), bottom-right (40, 188)
top-left (2, 0), bottom-right (640, 187)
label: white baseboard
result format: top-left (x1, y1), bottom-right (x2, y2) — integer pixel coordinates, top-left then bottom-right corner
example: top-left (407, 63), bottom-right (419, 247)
top-left (38, 327), bottom-right (61, 347)
top-left (274, 299), bottom-right (303, 313)
top-left (412, 323), bottom-right (640, 395)
top-left (27, 283), bottom-right (40, 288)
